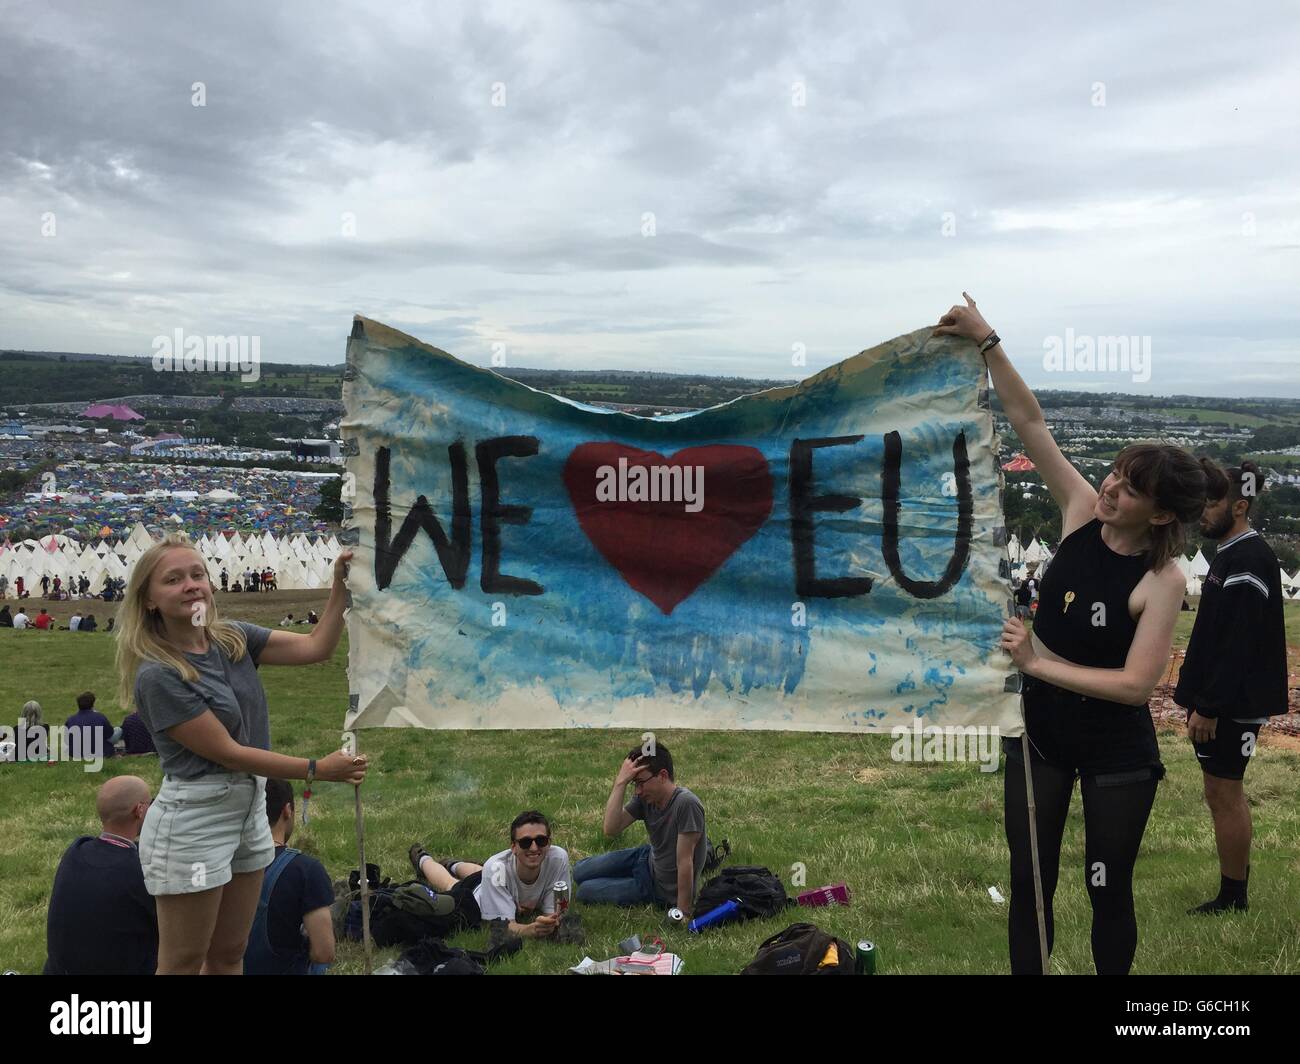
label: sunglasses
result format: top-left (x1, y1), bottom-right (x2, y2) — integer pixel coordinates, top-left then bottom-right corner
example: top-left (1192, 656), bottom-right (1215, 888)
top-left (514, 834), bottom-right (550, 850)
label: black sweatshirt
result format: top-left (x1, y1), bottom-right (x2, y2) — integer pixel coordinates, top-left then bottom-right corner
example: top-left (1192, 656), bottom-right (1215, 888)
top-left (44, 835), bottom-right (158, 975)
top-left (1174, 529), bottom-right (1289, 720)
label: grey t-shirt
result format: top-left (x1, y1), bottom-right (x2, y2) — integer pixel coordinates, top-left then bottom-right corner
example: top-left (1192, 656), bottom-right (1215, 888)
top-left (133, 622), bottom-right (273, 779)
top-left (625, 785), bottom-right (707, 903)
top-left (473, 845), bottom-right (571, 922)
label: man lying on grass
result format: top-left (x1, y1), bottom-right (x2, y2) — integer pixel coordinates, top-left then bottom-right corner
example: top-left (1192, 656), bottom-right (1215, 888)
top-left (574, 742), bottom-right (706, 918)
top-left (410, 811), bottom-right (571, 939)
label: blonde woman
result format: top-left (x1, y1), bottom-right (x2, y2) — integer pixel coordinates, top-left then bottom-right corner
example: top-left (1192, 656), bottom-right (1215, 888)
top-left (115, 533), bottom-right (366, 974)
top-left (21, 699), bottom-right (44, 732)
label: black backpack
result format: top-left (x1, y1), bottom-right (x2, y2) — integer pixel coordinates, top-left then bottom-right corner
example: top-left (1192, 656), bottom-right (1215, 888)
top-left (370, 880), bottom-right (468, 947)
top-left (694, 865), bottom-right (789, 921)
top-left (336, 865), bottom-right (467, 948)
top-left (739, 923), bottom-right (856, 975)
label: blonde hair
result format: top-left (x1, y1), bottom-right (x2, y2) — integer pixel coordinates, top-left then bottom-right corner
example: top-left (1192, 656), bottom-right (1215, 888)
top-left (114, 533), bottom-right (248, 710)
top-left (21, 700), bottom-right (43, 729)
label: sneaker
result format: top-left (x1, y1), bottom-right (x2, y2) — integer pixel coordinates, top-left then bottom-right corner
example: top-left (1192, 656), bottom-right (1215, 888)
top-left (409, 843), bottom-right (432, 881)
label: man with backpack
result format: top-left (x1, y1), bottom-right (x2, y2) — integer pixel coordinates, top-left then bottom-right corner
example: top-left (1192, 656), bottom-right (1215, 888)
top-left (573, 741), bottom-right (707, 917)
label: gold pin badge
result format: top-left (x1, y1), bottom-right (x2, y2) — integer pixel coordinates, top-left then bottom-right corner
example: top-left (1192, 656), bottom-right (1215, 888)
top-left (1063, 591), bottom-right (1076, 614)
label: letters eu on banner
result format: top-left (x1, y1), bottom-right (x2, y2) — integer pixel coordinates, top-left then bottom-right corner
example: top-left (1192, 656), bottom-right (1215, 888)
top-left (341, 317), bottom-right (1021, 735)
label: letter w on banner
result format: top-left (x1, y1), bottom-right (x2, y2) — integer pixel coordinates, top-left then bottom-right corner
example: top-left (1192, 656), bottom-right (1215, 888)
top-left (341, 316), bottom-right (1021, 735)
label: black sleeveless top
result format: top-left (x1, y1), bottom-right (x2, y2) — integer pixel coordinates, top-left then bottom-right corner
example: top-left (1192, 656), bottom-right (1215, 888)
top-left (1032, 519), bottom-right (1149, 669)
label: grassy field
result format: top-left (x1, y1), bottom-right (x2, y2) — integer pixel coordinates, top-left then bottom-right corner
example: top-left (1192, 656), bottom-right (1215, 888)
top-left (1160, 407), bottom-right (1287, 429)
top-left (2, 597), bottom-right (1297, 975)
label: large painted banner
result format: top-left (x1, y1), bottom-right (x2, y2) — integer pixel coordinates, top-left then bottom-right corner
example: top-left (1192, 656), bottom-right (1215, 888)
top-left (341, 316), bottom-right (1021, 735)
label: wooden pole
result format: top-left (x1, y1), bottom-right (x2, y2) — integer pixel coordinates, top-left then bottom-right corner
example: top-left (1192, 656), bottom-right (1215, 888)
top-left (353, 768), bottom-right (373, 975)
top-left (1020, 722), bottom-right (1050, 974)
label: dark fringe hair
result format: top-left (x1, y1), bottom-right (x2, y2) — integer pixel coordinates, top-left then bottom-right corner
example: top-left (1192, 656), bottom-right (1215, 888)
top-left (510, 810), bottom-right (551, 843)
top-left (1114, 443), bottom-right (1207, 572)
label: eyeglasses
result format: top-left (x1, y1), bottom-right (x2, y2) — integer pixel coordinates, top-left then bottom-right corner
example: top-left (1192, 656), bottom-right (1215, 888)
top-left (631, 773), bottom-right (655, 787)
top-left (514, 834), bottom-right (550, 850)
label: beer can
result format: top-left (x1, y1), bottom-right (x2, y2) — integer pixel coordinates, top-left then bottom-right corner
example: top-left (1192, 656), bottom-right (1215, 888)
top-left (855, 939), bottom-right (876, 975)
top-left (665, 907), bottom-right (685, 928)
top-left (552, 880), bottom-right (570, 914)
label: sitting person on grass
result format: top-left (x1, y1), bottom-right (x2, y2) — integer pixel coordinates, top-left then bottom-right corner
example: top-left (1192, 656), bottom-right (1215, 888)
top-left (409, 810), bottom-right (570, 939)
top-left (119, 709), bottom-right (156, 756)
top-left (44, 776), bottom-right (158, 975)
top-left (65, 690), bottom-right (116, 761)
top-left (243, 778), bottom-right (335, 975)
top-left (573, 741), bottom-right (706, 918)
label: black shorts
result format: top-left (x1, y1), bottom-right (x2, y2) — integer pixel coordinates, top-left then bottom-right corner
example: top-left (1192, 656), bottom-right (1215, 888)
top-left (1193, 721), bottom-right (1263, 781)
top-left (449, 870), bottom-right (483, 928)
top-left (1003, 676), bottom-right (1165, 784)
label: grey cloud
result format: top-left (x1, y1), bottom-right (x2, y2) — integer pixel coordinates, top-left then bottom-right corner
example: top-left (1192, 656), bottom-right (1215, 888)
top-left (0, 0), bottom-right (1296, 395)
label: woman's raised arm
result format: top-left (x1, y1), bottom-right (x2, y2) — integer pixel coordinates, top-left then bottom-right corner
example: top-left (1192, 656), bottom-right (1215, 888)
top-left (934, 293), bottom-right (1097, 535)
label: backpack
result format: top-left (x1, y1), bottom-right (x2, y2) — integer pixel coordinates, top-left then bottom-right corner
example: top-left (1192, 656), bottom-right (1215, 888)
top-left (335, 865), bottom-right (469, 947)
top-left (695, 865), bottom-right (789, 921)
top-left (739, 923), bottom-right (857, 975)
top-left (333, 869), bottom-right (396, 943)
top-left (370, 880), bottom-right (468, 946)
top-left (702, 837), bottom-right (731, 875)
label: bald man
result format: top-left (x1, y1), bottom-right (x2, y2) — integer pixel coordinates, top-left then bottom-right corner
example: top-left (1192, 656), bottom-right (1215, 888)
top-left (45, 775), bottom-right (159, 975)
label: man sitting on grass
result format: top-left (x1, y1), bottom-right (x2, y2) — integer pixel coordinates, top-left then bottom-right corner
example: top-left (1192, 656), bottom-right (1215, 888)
top-left (409, 810), bottom-right (570, 939)
top-left (65, 690), bottom-right (116, 761)
top-left (45, 776), bottom-right (157, 975)
top-left (243, 779), bottom-right (335, 975)
top-left (573, 741), bottom-right (706, 918)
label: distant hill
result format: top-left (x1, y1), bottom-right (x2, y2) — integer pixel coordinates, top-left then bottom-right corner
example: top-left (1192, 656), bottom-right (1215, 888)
top-left (5, 348), bottom-right (1300, 421)
top-left (0, 350), bottom-right (346, 406)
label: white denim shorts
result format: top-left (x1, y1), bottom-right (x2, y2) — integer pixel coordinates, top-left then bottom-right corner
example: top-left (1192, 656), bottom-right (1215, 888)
top-left (139, 773), bottom-right (274, 896)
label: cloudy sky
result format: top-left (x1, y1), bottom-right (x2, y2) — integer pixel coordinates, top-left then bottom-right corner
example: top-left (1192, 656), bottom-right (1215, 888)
top-left (2, 0), bottom-right (1297, 396)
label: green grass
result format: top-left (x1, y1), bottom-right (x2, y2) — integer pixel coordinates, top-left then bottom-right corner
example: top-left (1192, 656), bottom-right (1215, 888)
top-left (2, 609), bottom-right (1298, 975)
top-left (1160, 407), bottom-right (1286, 429)
top-left (562, 383), bottom-right (631, 396)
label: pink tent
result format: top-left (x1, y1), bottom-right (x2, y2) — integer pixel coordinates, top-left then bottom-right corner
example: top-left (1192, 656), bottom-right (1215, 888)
top-left (80, 403), bottom-right (144, 420)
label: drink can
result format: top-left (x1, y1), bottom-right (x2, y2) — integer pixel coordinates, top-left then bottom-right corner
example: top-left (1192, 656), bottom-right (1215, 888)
top-left (665, 907), bottom-right (685, 928)
top-left (855, 939), bottom-right (876, 975)
top-left (552, 880), bottom-right (570, 914)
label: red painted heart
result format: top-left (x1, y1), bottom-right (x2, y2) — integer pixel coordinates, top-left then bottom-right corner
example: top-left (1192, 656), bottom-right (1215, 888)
top-left (563, 442), bottom-right (773, 614)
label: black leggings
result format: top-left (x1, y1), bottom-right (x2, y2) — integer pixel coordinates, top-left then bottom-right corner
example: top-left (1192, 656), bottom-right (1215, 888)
top-left (1004, 750), bottom-right (1158, 975)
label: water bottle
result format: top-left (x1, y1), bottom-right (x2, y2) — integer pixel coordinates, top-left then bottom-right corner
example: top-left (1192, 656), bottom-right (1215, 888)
top-left (687, 898), bottom-right (741, 932)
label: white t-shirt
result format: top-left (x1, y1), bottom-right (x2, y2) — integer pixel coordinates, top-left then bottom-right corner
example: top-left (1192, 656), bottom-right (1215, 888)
top-left (13, 613), bottom-right (30, 629)
top-left (473, 845), bottom-right (571, 922)
top-left (69, 616), bottom-right (82, 631)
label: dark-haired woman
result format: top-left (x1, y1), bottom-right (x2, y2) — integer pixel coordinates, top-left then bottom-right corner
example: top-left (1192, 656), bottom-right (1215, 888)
top-left (935, 294), bottom-right (1206, 975)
